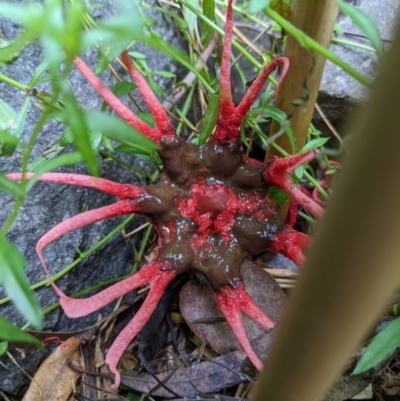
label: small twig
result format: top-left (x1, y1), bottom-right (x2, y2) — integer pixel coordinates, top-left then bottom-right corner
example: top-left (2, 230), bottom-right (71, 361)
top-left (162, 34), bottom-right (218, 110)
top-left (138, 350), bottom-right (182, 398)
top-left (315, 102), bottom-right (342, 145)
top-left (124, 222), bottom-right (150, 239)
top-left (264, 268), bottom-right (299, 278)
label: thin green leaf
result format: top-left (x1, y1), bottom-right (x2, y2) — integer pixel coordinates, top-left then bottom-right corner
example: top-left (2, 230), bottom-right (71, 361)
top-left (251, 89), bottom-right (275, 115)
top-left (0, 173), bottom-right (25, 197)
top-left (82, 2), bottom-right (144, 52)
top-left (0, 36), bottom-right (11, 49)
top-left (0, 240), bottom-right (42, 328)
top-left (294, 165), bottom-right (304, 180)
top-left (269, 186), bottom-right (290, 206)
top-left (199, 93), bottom-right (220, 144)
top-left (29, 60), bottom-right (50, 87)
top-left (0, 341), bottom-right (7, 356)
top-left (183, 0), bottom-right (199, 33)
top-left (136, 112), bottom-right (155, 128)
top-left (0, 130), bottom-right (18, 146)
top-left (337, 0), bottom-right (383, 62)
top-left (96, 36), bottom-right (132, 74)
top-left (85, 111), bottom-right (158, 156)
top-left (300, 138), bottom-right (329, 153)
top-left (0, 98), bottom-right (16, 131)
top-left (201, 0), bottom-right (215, 45)
top-left (152, 70), bottom-right (176, 79)
top-left (60, 127), bottom-right (102, 150)
top-left (62, 93), bottom-right (99, 176)
top-left (248, 0), bottom-right (272, 14)
top-left (263, 106), bottom-right (296, 152)
top-left (264, 7), bottom-right (371, 86)
top-left (0, 315), bottom-right (43, 349)
top-left (101, 82), bottom-right (137, 111)
top-left (353, 318), bottom-right (400, 374)
top-left (100, 134), bottom-right (114, 152)
top-left (128, 51), bottom-right (146, 59)
top-left (0, 2), bottom-right (43, 25)
top-left (1, 96), bottom-right (30, 156)
top-left (114, 144), bottom-right (157, 163)
top-left (64, 0), bottom-right (84, 57)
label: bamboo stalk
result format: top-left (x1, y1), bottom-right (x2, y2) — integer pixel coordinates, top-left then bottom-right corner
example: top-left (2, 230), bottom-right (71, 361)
top-left (266, 0), bottom-right (339, 157)
top-left (251, 17), bottom-right (400, 401)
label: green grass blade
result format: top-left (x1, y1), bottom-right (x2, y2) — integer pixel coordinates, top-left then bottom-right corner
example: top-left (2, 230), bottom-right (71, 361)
top-left (337, 0), bottom-right (383, 62)
top-left (353, 317), bottom-right (400, 374)
top-left (0, 315), bottom-right (43, 349)
top-left (0, 239), bottom-right (43, 329)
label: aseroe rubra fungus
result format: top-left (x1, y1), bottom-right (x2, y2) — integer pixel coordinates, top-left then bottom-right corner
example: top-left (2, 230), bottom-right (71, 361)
top-left (8, 0), bottom-right (324, 390)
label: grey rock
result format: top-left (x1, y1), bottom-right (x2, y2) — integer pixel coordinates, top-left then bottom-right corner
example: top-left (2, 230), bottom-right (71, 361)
top-left (0, 0), bottom-right (181, 395)
top-left (317, 0), bottom-right (400, 133)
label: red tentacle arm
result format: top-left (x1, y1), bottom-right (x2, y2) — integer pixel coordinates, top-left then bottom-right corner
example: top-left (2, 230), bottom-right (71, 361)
top-left (35, 200), bottom-right (142, 293)
top-left (214, 282), bottom-right (274, 371)
top-left (121, 51), bottom-right (175, 140)
top-left (58, 261), bottom-right (174, 318)
top-left (212, 1), bottom-right (289, 145)
top-left (218, 0), bottom-right (235, 104)
top-left (106, 264), bottom-right (176, 390)
top-left (73, 57), bottom-right (160, 142)
top-left (263, 152), bottom-right (324, 218)
top-left (235, 57), bottom-right (289, 118)
top-left (7, 172), bottom-right (146, 199)
top-left (270, 226), bottom-right (311, 267)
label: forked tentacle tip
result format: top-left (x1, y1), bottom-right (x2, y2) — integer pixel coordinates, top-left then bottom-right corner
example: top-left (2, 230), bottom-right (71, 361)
top-left (110, 368), bottom-right (121, 391)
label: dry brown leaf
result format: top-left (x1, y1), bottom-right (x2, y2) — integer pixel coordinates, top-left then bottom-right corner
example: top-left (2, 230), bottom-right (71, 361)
top-left (180, 260), bottom-right (285, 357)
top-left (22, 337), bottom-right (81, 401)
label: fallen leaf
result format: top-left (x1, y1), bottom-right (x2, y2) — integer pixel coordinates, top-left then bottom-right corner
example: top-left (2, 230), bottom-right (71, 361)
top-left (180, 260), bottom-right (286, 357)
top-left (22, 337), bottom-right (81, 401)
top-left (70, 349), bottom-right (249, 398)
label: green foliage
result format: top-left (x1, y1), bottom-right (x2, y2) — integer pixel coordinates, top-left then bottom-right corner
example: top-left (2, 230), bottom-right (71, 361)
top-left (301, 138), bottom-right (329, 153)
top-left (183, 0), bottom-right (199, 33)
top-left (0, 315), bottom-right (43, 349)
top-left (96, 36), bottom-right (133, 74)
top-left (201, 0), bottom-right (215, 45)
top-left (2, 97), bottom-right (31, 156)
top-left (337, 0), bottom-right (383, 62)
top-left (101, 82), bottom-right (137, 111)
top-left (0, 341), bottom-right (7, 356)
top-left (0, 172), bottom-right (25, 197)
top-left (269, 186), bottom-right (290, 206)
top-left (199, 93), bottom-right (220, 144)
top-left (249, 0), bottom-right (292, 17)
top-left (85, 111), bottom-right (158, 157)
top-left (353, 318), bottom-right (400, 374)
top-left (0, 239), bottom-right (42, 328)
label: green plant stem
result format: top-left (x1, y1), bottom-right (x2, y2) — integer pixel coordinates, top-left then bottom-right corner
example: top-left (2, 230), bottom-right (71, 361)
top-left (264, 8), bottom-right (371, 86)
top-left (331, 37), bottom-right (376, 53)
top-left (0, 215), bottom-right (135, 305)
top-left (298, 211), bottom-right (317, 224)
top-left (0, 73), bottom-right (63, 111)
top-left (131, 224), bottom-right (153, 274)
top-left (176, 84), bottom-right (196, 135)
